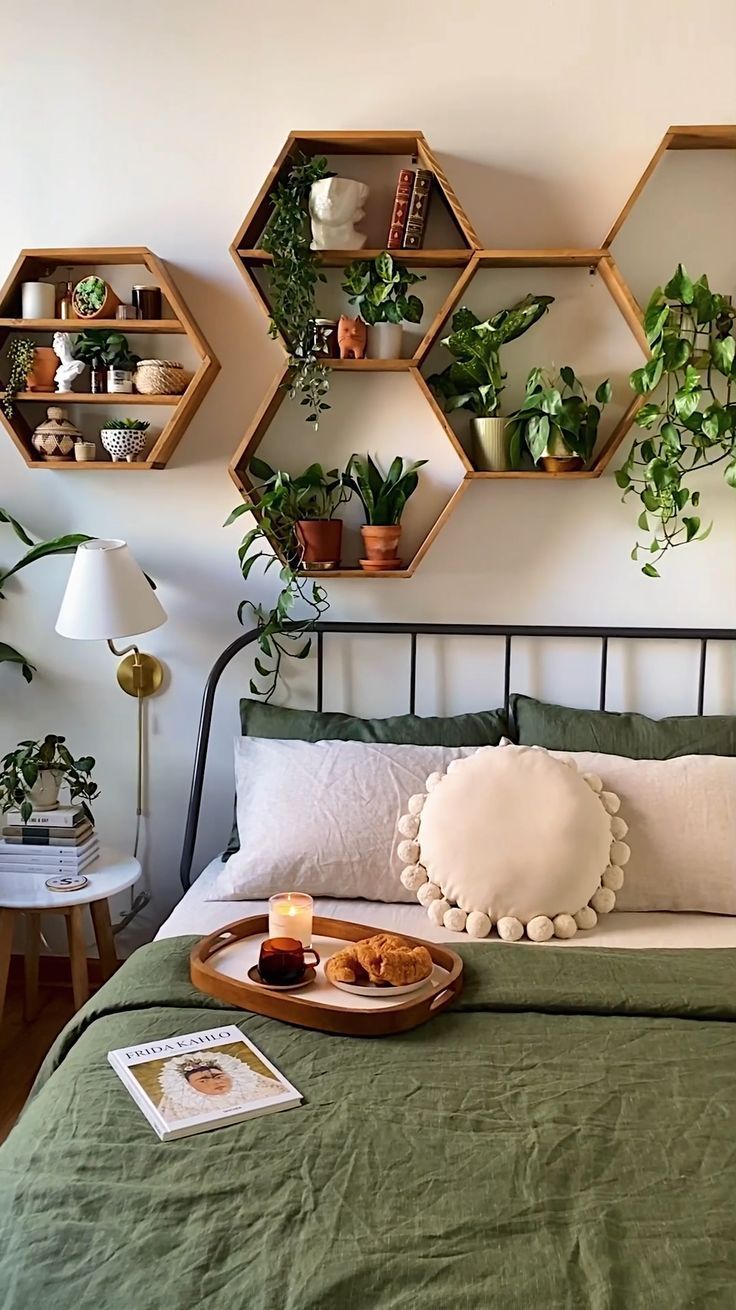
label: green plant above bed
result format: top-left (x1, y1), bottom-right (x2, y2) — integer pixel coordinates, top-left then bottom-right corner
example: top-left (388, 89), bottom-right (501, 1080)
top-left (508, 366), bottom-right (611, 468)
top-left (225, 459), bottom-right (351, 700)
top-left (262, 151), bottom-right (332, 426)
top-left (617, 264), bottom-right (736, 576)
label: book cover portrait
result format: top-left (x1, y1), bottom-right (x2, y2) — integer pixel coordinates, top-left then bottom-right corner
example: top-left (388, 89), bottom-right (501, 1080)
top-left (130, 1041), bottom-right (281, 1125)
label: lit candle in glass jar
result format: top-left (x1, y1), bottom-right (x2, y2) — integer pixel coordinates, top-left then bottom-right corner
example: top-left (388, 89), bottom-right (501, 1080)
top-left (268, 892), bottom-right (313, 948)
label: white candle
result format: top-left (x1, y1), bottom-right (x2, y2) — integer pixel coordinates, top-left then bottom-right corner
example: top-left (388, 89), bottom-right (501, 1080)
top-left (268, 892), bottom-right (313, 948)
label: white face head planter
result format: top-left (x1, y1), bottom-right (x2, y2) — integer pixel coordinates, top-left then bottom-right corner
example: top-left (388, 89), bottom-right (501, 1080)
top-left (309, 176), bottom-right (369, 250)
top-left (52, 332), bottom-right (85, 392)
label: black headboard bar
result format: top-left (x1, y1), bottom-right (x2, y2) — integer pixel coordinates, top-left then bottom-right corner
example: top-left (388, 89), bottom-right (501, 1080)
top-left (180, 621), bottom-right (736, 889)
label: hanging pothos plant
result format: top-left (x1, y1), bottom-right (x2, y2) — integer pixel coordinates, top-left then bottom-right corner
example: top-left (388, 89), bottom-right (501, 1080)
top-left (617, 264), bottom-right (736, 576)
top-left (225, 458), bottom-right (353, 700)
top-left (261, 152), bottom-right (332, 426)
top-left (0, 508), bottom-right (94, 681)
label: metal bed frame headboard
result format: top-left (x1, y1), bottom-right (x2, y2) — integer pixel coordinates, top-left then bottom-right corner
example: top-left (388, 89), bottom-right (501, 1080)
top-left (180, 621), bottom-right (736, 889)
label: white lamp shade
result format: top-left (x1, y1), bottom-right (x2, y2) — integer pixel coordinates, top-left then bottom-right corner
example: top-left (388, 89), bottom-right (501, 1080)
top-left (56, 539), bottom-right (166, 641)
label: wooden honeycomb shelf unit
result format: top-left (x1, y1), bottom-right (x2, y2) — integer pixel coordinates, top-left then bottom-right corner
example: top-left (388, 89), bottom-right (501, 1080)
top-left (0, 247), bottom-right (219, 469)
top-left (229, 124), bottom-right (733, 575)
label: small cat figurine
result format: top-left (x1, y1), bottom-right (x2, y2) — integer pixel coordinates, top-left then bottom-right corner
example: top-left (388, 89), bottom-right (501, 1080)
top-left (338, 315), bottom-right (367, 360)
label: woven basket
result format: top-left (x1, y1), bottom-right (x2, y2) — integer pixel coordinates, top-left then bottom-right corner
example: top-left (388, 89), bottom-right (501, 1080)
top-left (134, 359), bottom-right (191, 395)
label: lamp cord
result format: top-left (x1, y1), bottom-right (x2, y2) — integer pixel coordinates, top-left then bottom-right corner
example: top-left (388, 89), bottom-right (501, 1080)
top-left (112, 677), bottom-right (150, 936)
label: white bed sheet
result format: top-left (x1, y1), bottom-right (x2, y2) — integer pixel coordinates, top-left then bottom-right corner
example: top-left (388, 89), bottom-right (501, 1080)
top-left (158, 857), bottom-right (736, 949)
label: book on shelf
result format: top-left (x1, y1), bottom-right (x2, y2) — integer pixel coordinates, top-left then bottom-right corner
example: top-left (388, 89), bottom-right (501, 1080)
top-left (386, 168), bottom-right (416, 248)
top-left (2, 819), bottom-right (94, 846)
top-left (4, 804), bottom-right (85, 829)
top-left (403, 169), bottom-right (433, 249)
top-left (108, 1024), bottom-right (302, 1142)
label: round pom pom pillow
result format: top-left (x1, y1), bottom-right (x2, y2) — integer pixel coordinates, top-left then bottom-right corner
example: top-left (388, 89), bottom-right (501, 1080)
top-left (397, 745), bottom-right (627, 942)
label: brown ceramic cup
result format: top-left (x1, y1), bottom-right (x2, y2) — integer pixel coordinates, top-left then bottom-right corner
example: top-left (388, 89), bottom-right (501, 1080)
top-left (258, 936), bottom-right (320, 985)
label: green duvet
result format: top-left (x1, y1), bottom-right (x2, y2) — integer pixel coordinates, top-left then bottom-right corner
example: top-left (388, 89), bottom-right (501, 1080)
top-left (1, 937), bottom-right (735, 1309)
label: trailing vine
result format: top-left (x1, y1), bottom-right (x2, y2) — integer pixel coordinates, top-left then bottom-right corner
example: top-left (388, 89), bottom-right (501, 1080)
top-left (261, 151), bottom-right (332, 426)
top-left (617, 265), bottom-right (736, 576)
top-left (3, 337), bottom-right (36, 417)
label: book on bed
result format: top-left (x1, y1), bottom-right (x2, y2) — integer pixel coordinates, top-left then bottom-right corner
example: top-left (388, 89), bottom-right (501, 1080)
top-left (108, 1024), bottom-right (302, 1141)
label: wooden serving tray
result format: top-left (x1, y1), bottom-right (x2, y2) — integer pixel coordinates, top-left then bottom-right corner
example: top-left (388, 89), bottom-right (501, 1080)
top-left (190, 914), bottom-right (464, 1037)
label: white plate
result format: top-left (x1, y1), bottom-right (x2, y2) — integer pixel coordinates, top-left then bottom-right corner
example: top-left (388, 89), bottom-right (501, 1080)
top-left (327, 975), bottom-right (432, 999)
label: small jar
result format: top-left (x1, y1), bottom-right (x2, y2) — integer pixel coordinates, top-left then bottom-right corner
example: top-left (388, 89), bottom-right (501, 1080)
top-left (116, 303), bottom-right (139, 321)
top-left (107, 367), bottom-right (134, 394)
top-left (21, 281), bottom-right (56, 319)
top-left (57, 281), bottom-right (74, 320)
top-left (90, 367), bottom-right (107, 394)
top-left (132, 285), bottom-right (162, 319)
top-left (310, 318), bottom-right (339, 358)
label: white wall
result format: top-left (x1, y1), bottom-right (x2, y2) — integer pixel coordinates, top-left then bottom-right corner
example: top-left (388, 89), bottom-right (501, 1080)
top-left (2, 0), bottom-right (736, 945)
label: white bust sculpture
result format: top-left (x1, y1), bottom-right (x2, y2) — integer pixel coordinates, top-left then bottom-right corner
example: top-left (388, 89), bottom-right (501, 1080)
top-left (52, 332), bottom-right (85, 392)
top-left (309, 177), bottom-right (369, 250)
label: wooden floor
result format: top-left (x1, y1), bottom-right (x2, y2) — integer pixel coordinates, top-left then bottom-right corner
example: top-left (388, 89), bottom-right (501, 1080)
top-left (0, 984), bottom-right (74, 1144)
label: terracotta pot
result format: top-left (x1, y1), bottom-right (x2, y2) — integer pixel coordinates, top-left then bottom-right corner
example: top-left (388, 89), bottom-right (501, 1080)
top-left (26, 347), bottom-right (58, 392)
top-left (540, 455), bottom-right (584, 474)
top-left (360, 524), bottom-right (402, 571)
top-left (295, 519), bottom-right (342, 570)
top-left (71, 279), bottom-right (120, 320)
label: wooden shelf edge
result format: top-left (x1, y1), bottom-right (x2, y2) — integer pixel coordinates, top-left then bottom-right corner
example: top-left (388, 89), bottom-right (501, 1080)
top-left (22, 460), bottom-right (159, 471)
top-left (464, 469), bottom-right (600, 480)
top-left (236, 247), bottom-right (474, 268)
top-left (475, 249), bottom-right (605, 267)
top-left (3, 392), bottom-right (182, 405)
top-left (300, 567), bottom-right (412, 579)
top-left (0, 318), bottom-right (185, 332)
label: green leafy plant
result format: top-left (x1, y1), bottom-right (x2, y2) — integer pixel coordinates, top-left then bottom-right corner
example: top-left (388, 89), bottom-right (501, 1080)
top-left (2, 337), bottom-right (36, 416)
top-left (616, 264), bottom-right (736, 576)
top-left (427, 295), bottom-right (554, 418)
top-left (346, 454), bottom-right (426, 525)
top-left (100, 418), bottom-right (150, 432)
top-left (0, 734), bottom-right (99, 824)
top-left (73, 329), bottom-right (138, 371)
top-left (341, 252), bottom-right (425, 327)
top-left (225, 458), bottom-right (352, 699)
top-left (72, 276), bottom-right (108, 316)
top-left (261, 152), bottom-right (333, 426)
top-left (508, 366), bottom-right (612, 467)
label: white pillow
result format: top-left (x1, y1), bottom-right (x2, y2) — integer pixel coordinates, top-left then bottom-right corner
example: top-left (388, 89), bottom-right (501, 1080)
top-left (209, 737), bottom-right (478, 902)
top-left (551, 751), bottom-right (736, 914)
top-left (398, 745), bottom-right (624, 941)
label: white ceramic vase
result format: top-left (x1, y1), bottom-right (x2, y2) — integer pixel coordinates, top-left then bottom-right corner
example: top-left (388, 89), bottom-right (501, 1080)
top-left (367, 323), bottom-right (402, 360)
top-left (472, 416), bottom-right (510, 472)
top-left (28, 769), bottom-right (62, 811)
top-left (21, 281), bottom-right (56, 319)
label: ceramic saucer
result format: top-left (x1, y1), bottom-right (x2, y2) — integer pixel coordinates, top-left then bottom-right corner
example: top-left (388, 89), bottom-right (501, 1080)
top-left (247, 964), bottom-right (316, 992)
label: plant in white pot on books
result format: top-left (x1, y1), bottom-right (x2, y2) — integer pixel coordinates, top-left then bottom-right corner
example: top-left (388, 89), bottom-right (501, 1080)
top-left (341, 252), bottom-right (425, 360)
top-left (0, 734), bottom-right (99, 823)
top-left (428, 294), bottom-right (554, 471)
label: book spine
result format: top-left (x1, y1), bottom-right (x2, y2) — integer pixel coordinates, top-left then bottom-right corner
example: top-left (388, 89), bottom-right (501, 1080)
top-left (386, 169), bottom-right (415, 249)
top-left (12, 810), bottom-right (82, 828)
top-left (403, 170), bottom-right (433, 249)
top-left (2, 827), bottom-right (92, 845)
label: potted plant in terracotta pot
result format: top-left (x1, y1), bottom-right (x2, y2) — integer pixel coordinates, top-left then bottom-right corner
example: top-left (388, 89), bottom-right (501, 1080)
top-left (346, 454), bottom-right (426, 571)
top-left (341, 252), bottom-right (425, 359)
top-left (248, 457), bottom-right (351, 571)
top-left (72, 275), bottom-right (120, 320)
top-left (0, 734), bottom-right (99, 824)
top-left (428, 295), bottom-right (553, 471)
top-left (508, 366), bottom-right (611, 473)
top-left (2, 337), bottom-right (57, 415)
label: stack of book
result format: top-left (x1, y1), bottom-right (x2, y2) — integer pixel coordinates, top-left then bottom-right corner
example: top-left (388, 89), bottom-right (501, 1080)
top-left (0, 805), bottom-right (99, 875)
top-left (386, 167), bottom-right (433, 249)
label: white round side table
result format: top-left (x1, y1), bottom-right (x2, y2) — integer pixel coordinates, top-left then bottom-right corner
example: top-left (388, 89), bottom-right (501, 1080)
top-left (0, 846), bottom-right (141, 1024)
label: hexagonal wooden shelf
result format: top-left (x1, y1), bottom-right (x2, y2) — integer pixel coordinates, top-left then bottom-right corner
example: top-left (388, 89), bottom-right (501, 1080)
top-left (0, 247), bottom-right (219, 469)
top-left (228, 362), bottom-right (471, 578)
top-left (419, 248), bottom-right (649, 479)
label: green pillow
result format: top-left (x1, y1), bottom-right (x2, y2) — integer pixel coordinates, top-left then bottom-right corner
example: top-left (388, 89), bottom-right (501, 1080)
top-left (511, 693), bottom-right (736, 758)
top-left (223, 699), bottom-right (511, 856)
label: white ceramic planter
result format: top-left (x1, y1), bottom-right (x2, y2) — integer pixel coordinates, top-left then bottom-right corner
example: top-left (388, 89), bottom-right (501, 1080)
top-left (107, 368), bottom-right (134, 394)
top-left (21, 281), bottom-right (56, 319)
top-left (28, 769), bottom-right (62, 811)
top-left (367, 323), bottom-right (403, 360)
top-left (100, 427), bottom-right (148, 463)
top-left (472, 416), bottom-right (510, 472)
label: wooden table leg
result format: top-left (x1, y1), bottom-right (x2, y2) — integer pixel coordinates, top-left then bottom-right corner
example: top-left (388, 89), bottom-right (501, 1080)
top-left (0, 909), bottom-right (16, 1029)
top-left (90, 898), bottom-right (118, 982)
top-left (23, 912), bottom-right (41, 1022)
top-left (65, 905), bottom-right (89, 1011)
